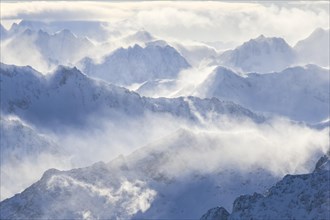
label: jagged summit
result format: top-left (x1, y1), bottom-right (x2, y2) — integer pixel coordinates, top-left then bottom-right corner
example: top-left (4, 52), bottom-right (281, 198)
top-left (49, 65), bottom-right (86, 85)
top-left (256, 34), bottom-right (265, 39)
top-left (219, 35), bottom-right (296, 72)
top-left (1, 63), bottom-right (262, 128)
top-left (0, 63), bottom-right (43, 78)
top-left (3, 27), bottom-right (94, 72)
top-left (7, 20), bottom-right (109, 41)
top-left (54, 28), bottom-right (77, 38)
top-left (80, 42), bottom-right (190, 85)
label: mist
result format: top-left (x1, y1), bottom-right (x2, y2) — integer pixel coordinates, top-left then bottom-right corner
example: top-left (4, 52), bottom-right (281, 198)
top-left (0, 2), bottom-right (329, 218)
top-left (1, 1), bottom-right (329, 45)
top-left (2, 108), bottom-right (328, 201)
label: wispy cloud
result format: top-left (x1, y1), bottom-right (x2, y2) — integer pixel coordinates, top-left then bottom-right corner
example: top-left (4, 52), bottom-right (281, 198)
top-left (1, 1), bottom-right (329, 44)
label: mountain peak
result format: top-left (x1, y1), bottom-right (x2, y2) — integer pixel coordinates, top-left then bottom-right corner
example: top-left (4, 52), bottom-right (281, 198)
top-left (311, 27), bottom-right (329, 37)
top-left (132, 44), bottom-right (143, 50)
top-left (256, 34), bottom-right (266, 40)
top-left (213, 66), bottom-right (242, 81)
top-left (55, 29), bottom-right (76, 39)
top-left (124, 29), bottom-right (155, 43)
top-left (294, 27), bottom-right (329, 67)
top-left (133, 30), bottom-right (154, 41)
top-left (55, 65), bottom-right (82, 76)
top-left (219, 34), bottom-right (294, 72)
top-left (251, 35), bottom-right (288, 46)
top-left (50, 66), bottom-right (85, 86)
top-left (21, 28), bottom-right (34, 36)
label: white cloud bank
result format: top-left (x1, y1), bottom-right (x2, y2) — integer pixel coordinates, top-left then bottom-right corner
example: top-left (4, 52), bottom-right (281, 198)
top-left (1, 1), bottom-right (329, 45)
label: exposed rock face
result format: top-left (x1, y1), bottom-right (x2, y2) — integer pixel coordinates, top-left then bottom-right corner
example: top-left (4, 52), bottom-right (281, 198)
top-left (201, 155), bottom-right (330, 220)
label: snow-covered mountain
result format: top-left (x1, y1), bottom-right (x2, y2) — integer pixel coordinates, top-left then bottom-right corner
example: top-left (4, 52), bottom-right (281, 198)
top-left (120, 30), bottom-right (217, 67)
top-left (0, 128), bottom-right (282, 219)
top-left (1, 125), bottom-right (327, 219)
top-left (0, 116), bottom-right (58, 165)
top-left (201, 154), bottom-right (330, 220)
top-left (2, 28), bottom-right (94, 71)
top-left (136, 79), bottom-right (179, 97)
top-left (0, 115), bottom-right (69, 201)
top-left (194, 65), bottom-right (329, 123)
top-left (79, 42), bottom-right (190, 85)
top-left (121, 30), bottom-right (156, 45)
top-left (1, 17), bottom-right (329, 220)
top-left (7, 20), bottom-right (110, 41)
top-left (218, 35), bottom-right (296, 73)
top-left (295, 28), bottom-right (330, 67)
top-left (0, 63), bottom-right (263, 129)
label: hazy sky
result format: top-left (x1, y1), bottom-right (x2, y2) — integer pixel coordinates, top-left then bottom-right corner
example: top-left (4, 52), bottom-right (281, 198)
top-left (1, 1), bottom-right (329, 45)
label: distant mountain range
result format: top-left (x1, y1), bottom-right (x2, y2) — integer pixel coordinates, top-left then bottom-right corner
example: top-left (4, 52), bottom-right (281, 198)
top-left (194, 65), bottom-right (329, 123)
top-left (79, 42), bottom-right (190, 85)
top-left (1, 20), bottom-right (329, 219)
top-left (2, 28), bottom-right (94, 71)
top-left (0, 63), bottom-right (263, 129)
top-left (216, 28), bottom-right (329, 72)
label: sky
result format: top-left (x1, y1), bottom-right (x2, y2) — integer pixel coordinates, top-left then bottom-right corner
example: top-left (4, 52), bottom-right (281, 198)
top-left (0, 1), bottom-right (329, 45)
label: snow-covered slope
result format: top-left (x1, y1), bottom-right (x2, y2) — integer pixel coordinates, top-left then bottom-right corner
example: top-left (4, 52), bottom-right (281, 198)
top-left (172, 42), bottom-right (217, 66)
top-left (0, 24), bottom-right (8, 40)
top-left (218, 35), bottom-right (296, 73)
top-left (0, 63), bottom-right (263, 129)
top-left (0, 115), bottom-right (69, 201)
top-left (201, 154), bottom-right (330, 220)
top-left (3, 29), bottom-right (94, 71)
top-left (136, 79), bottom-right (178, 97)
top-left (295, 28), bottom-right (330, 67)
top-left (1, 126), bottom-right (328, 219)
top-left (1, 64), bottom-right (328, 218)
top-left (0, 128), bottom-right (281, 219)
top-left (195, 65), bottom-right (329, 123)
top-left (79, 42), bottom-right (190, 85)
top-left (0, 116), bottom-right (58, 165)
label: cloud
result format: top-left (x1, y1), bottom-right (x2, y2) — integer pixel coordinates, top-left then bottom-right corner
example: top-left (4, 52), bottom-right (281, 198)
top-left (0, 34), bottom-right (52, 73)
top-left (1, 106), bottom-right (329, 203)
top-left (45, 174), bottom-right (156, 218)
top-left (1, 153), bottom-right (72, 201)
top-left (1, 1), bottom-right (329, 45)
top-left (54, 112), bottom-right (330, 178)
top-left (1, 0), bottom-right (329, 206)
